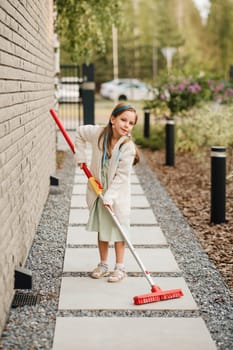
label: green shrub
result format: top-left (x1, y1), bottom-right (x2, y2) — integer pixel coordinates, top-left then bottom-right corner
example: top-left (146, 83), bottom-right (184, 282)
top-left (133, 105), bottom-right (233, 154)
top-left (133, 124), bottom-right (165, 151)
top-left (176, 105), bottom-right (233, 152)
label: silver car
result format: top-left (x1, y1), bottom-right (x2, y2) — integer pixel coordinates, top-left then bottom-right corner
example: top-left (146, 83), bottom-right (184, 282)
top-left (100, 79), bottom-right (153, 101)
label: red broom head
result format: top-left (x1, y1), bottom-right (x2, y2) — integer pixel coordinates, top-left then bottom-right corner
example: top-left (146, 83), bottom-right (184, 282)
top-left (133, 288), bottom-right (184, 305)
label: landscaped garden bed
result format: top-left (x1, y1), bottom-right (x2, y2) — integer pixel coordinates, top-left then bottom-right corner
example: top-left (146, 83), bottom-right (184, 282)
top-left (141, 147), bottom-right (233, 294)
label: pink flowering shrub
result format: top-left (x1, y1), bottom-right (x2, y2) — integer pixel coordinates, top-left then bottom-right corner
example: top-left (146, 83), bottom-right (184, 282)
top-left (147, 77), bottom-right (233, 117)
top-left (207, 80), bottom-right (233, 104)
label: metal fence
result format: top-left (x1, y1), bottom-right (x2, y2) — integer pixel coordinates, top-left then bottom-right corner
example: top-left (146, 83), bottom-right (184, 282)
top-left (58, 65), bottom-right (82, 130)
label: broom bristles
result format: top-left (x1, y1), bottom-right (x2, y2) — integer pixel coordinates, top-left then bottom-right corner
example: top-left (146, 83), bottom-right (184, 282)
top-left (134, 288), bottom-right (183, 305)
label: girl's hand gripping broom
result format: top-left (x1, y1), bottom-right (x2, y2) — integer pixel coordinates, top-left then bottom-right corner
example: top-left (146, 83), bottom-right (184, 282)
top-left (50, 109), bottom-right (184, 305)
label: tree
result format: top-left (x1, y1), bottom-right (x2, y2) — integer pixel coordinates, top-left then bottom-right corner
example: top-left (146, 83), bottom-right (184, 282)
top-left (54, 0), bottom-right (122, 64)
top-left (205, 0), bottom-right (233, 77)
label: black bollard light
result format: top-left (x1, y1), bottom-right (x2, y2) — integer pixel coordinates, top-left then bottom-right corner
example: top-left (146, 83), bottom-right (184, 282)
top-left (143, 108), bottom-right (150, 138)
top-left (211, 146), bottom-right (226, 224)
top-left (165, 119), bottom-right (175, 166)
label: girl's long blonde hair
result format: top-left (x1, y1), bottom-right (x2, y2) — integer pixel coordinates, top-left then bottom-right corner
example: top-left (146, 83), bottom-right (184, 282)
top-left (98, 102), bottom-right (140, 165)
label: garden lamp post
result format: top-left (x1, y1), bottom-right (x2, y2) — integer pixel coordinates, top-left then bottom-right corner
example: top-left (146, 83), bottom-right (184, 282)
top-left (161, 47), bottom-right (176, 74)
top-left (112, 25), bottom-right (118, 80)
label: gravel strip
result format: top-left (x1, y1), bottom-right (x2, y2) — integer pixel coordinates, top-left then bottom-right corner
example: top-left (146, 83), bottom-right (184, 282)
top-left (0, 151), bottom-right (232, 349)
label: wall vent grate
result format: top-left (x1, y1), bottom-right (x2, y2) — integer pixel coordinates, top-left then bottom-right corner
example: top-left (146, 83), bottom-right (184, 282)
top-left (11, 291), bottom-right (41, 308)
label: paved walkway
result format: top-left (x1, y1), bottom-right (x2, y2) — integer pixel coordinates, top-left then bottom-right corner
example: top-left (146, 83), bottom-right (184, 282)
top-left (52, 142), bottom-right (217, 350)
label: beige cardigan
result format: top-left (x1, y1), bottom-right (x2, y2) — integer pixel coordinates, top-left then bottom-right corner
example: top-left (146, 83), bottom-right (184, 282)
top-left (75, 125), bottom-right (136, 224)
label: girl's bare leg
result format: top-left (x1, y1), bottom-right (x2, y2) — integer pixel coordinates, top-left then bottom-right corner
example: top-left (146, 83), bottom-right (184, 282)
top-left (114, 241), bottom-right (125, 264)
top-left (98, 234), bottom-right (109, 261)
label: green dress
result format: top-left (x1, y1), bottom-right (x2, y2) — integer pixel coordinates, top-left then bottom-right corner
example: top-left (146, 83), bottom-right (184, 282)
top-left (86, 158), bottom-right (130, 242)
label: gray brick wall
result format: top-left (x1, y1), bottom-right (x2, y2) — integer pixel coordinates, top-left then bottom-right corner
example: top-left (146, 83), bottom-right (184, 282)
top-left (0, 0), bottom-right (55, 334)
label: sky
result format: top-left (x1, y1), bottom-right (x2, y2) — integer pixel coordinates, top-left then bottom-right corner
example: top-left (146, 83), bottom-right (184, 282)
top-left (192, 0), bottom-right (211, 23)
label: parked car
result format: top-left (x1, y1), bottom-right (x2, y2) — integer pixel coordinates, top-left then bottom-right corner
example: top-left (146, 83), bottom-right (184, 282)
top-left (100, 79), bottom-right (137, 99)
top-left (100, 79), bottom-right (154, 101)
top-left (58, 77), bottom-right (80, 103)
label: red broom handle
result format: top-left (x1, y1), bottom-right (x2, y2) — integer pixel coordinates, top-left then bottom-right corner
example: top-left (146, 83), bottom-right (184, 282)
top-left (49, 109), bottom-right (99, 184)
top-left (50, 109), bottom-right (75, 154)
top-left (81, 163), bottom-right (92, 178)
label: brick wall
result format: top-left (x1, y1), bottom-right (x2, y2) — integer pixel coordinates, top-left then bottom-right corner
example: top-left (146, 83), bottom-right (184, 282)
top-left (0, 0), bottom-right (55, 334)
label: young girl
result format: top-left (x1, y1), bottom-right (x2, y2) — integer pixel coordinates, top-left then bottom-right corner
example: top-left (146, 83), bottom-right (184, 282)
top-left (75, 103), bottom-right (139, 282)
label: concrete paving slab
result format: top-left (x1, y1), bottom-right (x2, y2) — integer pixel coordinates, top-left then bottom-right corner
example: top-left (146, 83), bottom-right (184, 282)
top-left (75, 168), bottom-right (82, 175)
top-left (66, 225), bottom-right (167, 246)
top-left (58, 277), bottom-right (197, 310)
top-left (69, 208), bottom-right (157, 225)
top-left (72, 184), bottom-right (86, 195)
top-left (130, 225), bottom-right (167, 245)
top-left (70, 194), bottom-right (150, 209)
top-left (53, 317), bottom-right (216, 350)
top-left (69, 209), bottom-right (89, 225)
top-left (63, 248), bottom-right (179, 272)
top-left (131, 184), bottom-right (144, 195)
top-left (131, 195), bottom-right (150, 208)
top-left (67, 226), bottom-right (97, 245)
top-left (131, 209), bottom-right (157, 224)
top-left (70, 195), bottom-right (87, 208)
top-left (131, 174), bottom-right (140, 183)
top-left (74, 175), bottom-right (88, 184)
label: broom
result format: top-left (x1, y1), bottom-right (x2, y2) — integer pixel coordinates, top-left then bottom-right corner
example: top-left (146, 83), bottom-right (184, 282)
top-left (50, 109), bottom-right (184, 305)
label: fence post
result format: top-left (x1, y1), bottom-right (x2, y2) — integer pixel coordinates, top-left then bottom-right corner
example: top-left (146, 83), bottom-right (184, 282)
top-left (82, 63), bottom-right (95, 125)
top-left (143, 108), bottom-right (150, 138)
top-left (165, 118), bottom-right (175, 166)
top-left (211, 146), bottom-right (226, 224)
